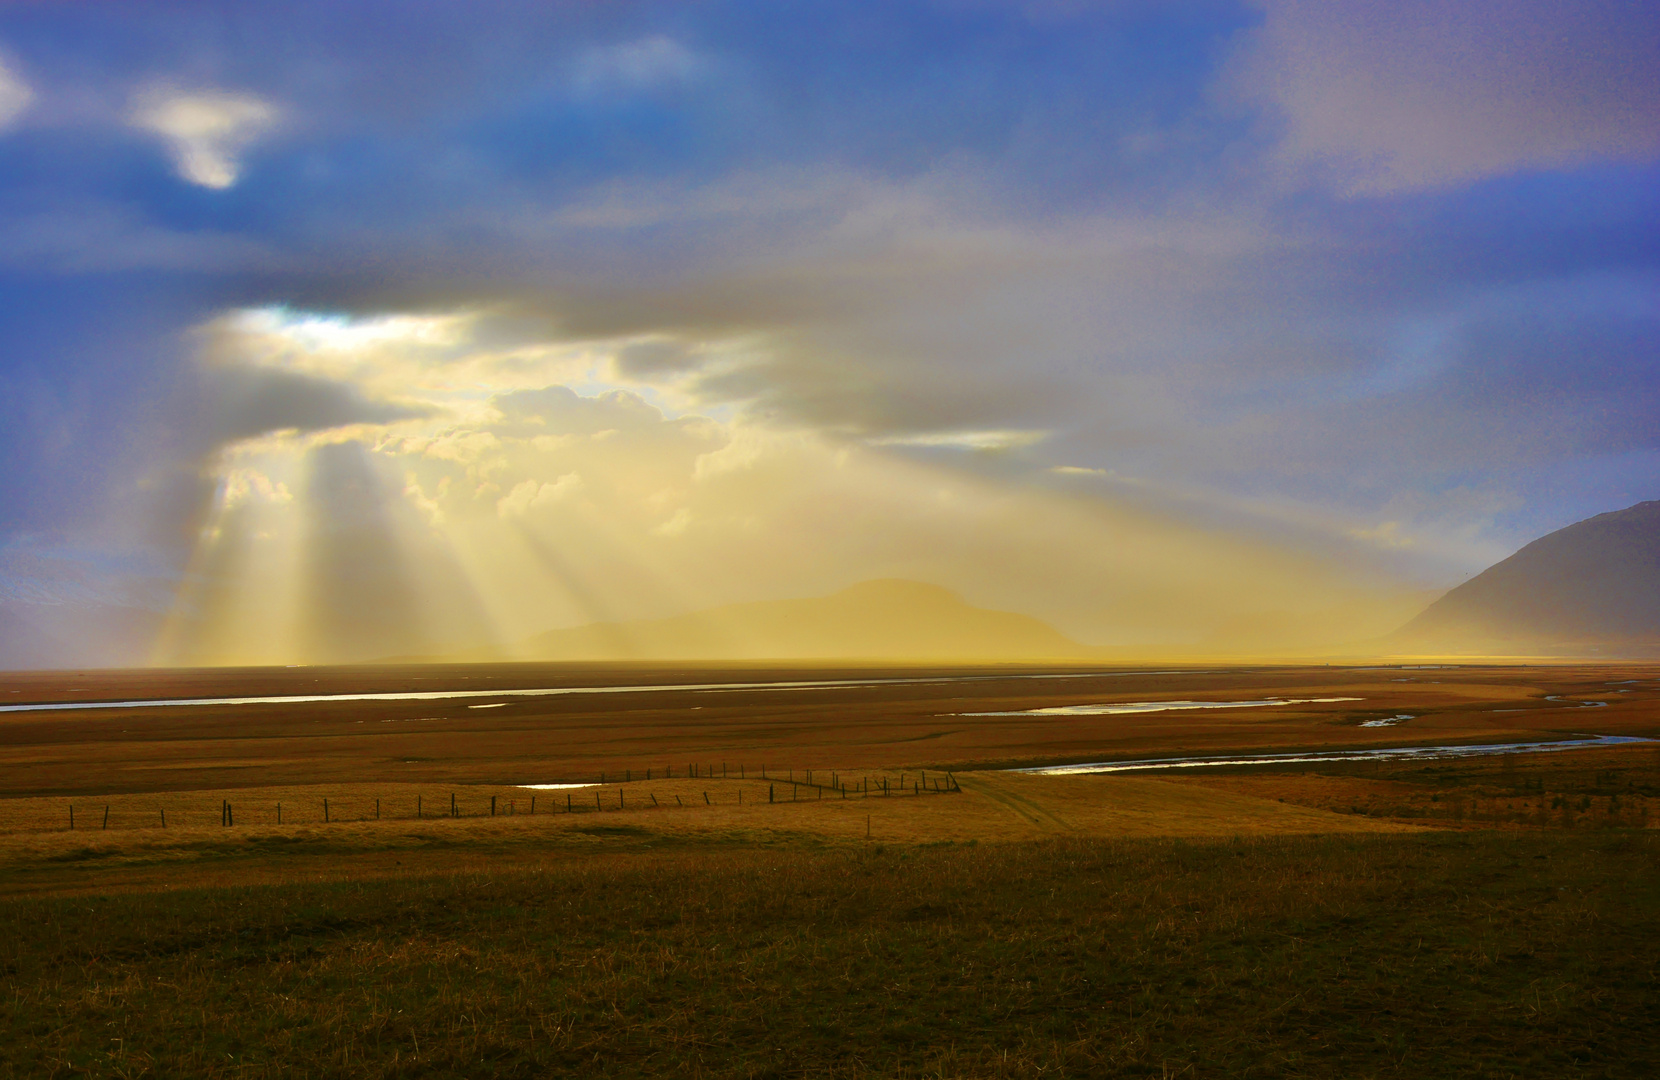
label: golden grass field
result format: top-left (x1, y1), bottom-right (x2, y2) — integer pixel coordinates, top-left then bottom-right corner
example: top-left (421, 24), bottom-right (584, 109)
top-left (2, 661), bottom-right (1655, 897)
top-left (4, 663), bottom-right (1659, 1077)
top-left (5, 661), bottom-right (1657, 794)
top-left (0, 769), bottom-right (1426, 897)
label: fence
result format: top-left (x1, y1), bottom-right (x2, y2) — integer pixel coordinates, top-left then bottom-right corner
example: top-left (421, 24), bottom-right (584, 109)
top-left (5, 768), bottom-right (964, 835)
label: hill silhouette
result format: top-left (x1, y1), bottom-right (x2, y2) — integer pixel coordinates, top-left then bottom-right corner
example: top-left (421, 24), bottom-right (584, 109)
top-left (513, 579), bottom-right (1089, 662)
top-left (1394, 500), bottom-right (1660, 655)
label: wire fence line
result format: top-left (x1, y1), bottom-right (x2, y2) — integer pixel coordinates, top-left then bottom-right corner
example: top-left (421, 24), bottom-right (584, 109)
top-left (10, 768), bottom-right (964, 835)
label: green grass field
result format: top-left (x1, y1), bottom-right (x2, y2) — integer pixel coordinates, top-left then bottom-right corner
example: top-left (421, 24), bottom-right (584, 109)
top-left (4, 829), bottom-right (1657, 1079)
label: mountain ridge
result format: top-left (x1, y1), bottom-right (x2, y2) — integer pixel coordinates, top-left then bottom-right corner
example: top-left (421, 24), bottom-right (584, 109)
top-left (1393, 499), bottom-right (1660, 655)
top-left (455, 578), bottom-right (1094, 663)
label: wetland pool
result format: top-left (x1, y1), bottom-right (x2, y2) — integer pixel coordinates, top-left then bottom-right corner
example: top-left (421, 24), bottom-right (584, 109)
top-left (1013, 734), bottom-right (1655, 776)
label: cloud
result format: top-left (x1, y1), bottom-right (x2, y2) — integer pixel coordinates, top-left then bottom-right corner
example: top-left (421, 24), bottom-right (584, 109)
top-left (0, 54), bottom-right (31, 129)
top-left (867, 430), bottom-right (1049, 451)
top-left (491, 385), bottom-right (663, 435)
top-left (128, 86), bottom-right (279, 188)
top-left (497, 474), bottom-right (582, 519)
top-left (1228, 0), bottom-right (1660, 193)
top-left (208, 366), bottom-right (429, 444)
top-left (614, 339), bottom-right (702, 379)
top-left (2, 2), bottom-right (1655, 666)
top-left (573, 36), bottom-right (703, 94)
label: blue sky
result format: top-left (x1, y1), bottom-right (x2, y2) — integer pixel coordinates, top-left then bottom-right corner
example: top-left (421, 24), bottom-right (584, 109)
top-left (0, 1), bottom-right (1656, 665)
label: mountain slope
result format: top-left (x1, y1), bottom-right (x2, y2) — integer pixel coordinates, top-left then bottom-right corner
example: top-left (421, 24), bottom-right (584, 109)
top-left (1395, 500), bottom-right (1660, 654)
top-left (517, 579), bottom-right (1089, 661)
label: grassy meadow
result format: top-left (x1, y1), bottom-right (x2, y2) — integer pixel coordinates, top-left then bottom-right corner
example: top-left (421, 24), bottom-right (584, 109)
top-left (2, 663), bottom-right (1658, 1076)
top-left (4, 830), bottom-right (1657, 1079)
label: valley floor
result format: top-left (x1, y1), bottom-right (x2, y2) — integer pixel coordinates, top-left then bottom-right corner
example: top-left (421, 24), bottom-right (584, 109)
top-left (2, 662), bottom-right (1657, 1076)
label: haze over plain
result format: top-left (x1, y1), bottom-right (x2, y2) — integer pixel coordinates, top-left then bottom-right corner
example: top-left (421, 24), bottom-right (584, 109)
top-left (0, 1), bottom-right (1656, 667)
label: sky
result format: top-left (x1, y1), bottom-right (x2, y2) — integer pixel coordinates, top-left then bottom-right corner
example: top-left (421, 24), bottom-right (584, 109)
top-left (0, 0), bottom-right (1656, 666)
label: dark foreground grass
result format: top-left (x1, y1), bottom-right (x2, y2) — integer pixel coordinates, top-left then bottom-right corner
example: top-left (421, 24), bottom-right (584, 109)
top-left (2, 831), bottom-right (1657, 1079)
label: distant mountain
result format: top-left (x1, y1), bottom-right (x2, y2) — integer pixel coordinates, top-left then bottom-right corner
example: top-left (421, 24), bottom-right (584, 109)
top-left (1394, 500), bottom-right (1660, 655)
top-left (512, 579), bottom-right (1090, 662)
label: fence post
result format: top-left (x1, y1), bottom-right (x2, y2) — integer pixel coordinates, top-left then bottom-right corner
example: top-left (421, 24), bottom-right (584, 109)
top-left (451, 793), bottom-right (457, 818)
top-left (704, 791), bottom-right (710, 805)
top-left (651, 793), bottom-right (659, 806)
top-left (567, 793), bottom-right (572, 813)
top-left (531, 796), bottom-right (535, 815)
top-left (324, 798), bottom-right (329, 823)
top-left (103, 805), bottom-right (109, 829)
top-left (69, 805), bottom-right (73, 830)
top-left (769, 784), bottom-right (774, 803)
top-left (491, 796), bottom-right (496, 817)
top-left (278, 802), bottom-right (282, 824)
top-left (160, 808), bottom-right (165, 828)
top-left (596, 791), bottom-right (601, 811)
top-left (416, 796), bottom-right (420, 819)
top-left (376, 798), bottom-right (380, 819)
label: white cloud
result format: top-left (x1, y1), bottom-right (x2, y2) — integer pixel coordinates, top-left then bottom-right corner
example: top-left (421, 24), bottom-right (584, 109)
top-left (221, 468), bottom-right (293, 508)
top-left (0, 56), bottom-right (32, 129)
top-left (129, 86), bottom-right (280, 189)
top-left (867, 429), bottom-right (1049, 451)
top-left (1228, 0), bottom-right (1660, 193)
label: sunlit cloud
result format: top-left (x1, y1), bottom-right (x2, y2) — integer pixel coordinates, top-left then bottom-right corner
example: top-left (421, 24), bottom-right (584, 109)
top-left (867, 430), bottom-right (1049, 451)
top-left (128, 86), bottom-right (279, 188)
top-left (141, 303), bottom-right (1453, 664)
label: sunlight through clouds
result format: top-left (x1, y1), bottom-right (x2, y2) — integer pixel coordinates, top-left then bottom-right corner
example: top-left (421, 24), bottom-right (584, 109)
top-left (150, 303), bottom-right (1439, 664)
top-left (4, 1), bottom-right (1651, 668)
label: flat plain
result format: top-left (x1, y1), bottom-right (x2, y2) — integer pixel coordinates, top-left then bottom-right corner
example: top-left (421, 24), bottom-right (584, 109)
top-left (2, 662), bottom-right (1657, 1077)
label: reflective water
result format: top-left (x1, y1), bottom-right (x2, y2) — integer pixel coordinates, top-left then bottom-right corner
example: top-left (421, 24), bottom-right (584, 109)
top-left (0, 670), bottom-right (1160, 715)
top-left (964, 697), bottom-right (1361, 717)
top-left (1012, 734), bottom-right (1654, 776)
